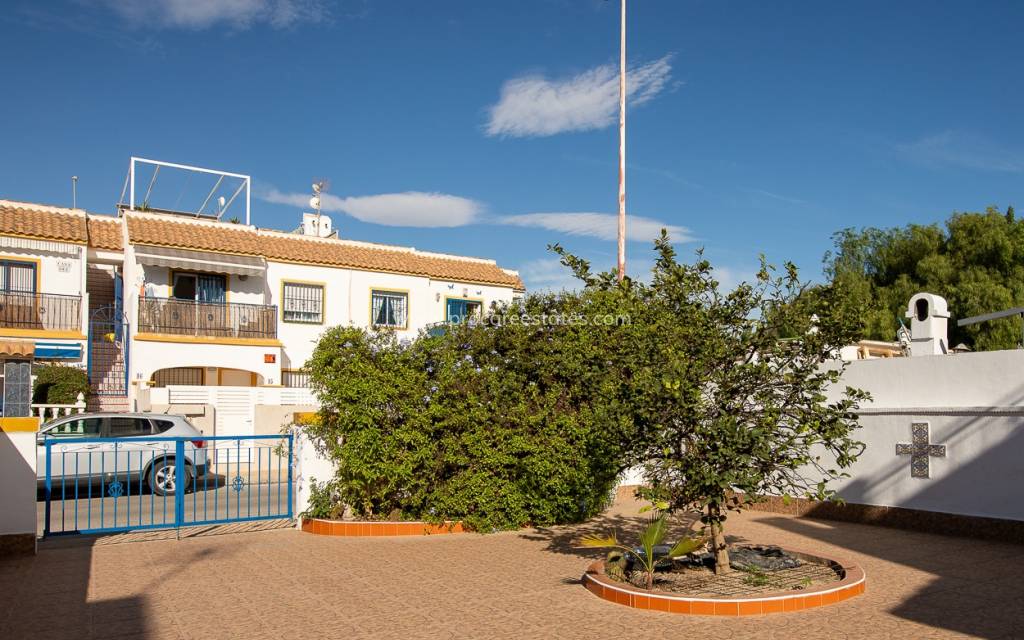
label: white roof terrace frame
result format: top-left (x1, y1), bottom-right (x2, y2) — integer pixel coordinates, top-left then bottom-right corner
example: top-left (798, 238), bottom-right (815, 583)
top-left (120, 157), bottom-right (251, 225)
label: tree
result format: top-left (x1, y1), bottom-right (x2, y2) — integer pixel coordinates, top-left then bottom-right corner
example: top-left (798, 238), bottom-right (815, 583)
top-left (302, 287), bottom-right (644, 531)
top-left (32, 364), bottom-right (88, 405)
top-left (558, 233), bottom-right (868, 574)
top-left (825, 205), bottom-right (1024, 351)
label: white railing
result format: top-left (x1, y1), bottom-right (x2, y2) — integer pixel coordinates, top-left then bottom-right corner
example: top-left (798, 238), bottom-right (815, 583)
top-left (151, 385), bottom-right (318, 408)
top-left (33, 392), bottom-right (87, 422)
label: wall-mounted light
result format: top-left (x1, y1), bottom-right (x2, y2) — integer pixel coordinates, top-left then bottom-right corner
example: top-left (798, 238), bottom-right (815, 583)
top-left (435, 292), bottom-right (441, 302)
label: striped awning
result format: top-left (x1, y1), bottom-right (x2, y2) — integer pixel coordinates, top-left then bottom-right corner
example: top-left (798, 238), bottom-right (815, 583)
top-left (134, 244), bottom-right (265, 276)
top-left (0, 339), bottom-right (34, 358)
top-left (0, 236), bottom-right (83, 257)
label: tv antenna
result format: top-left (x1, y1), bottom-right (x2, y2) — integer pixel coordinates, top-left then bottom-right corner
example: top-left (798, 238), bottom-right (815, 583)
top-left (308, 179), bottom-right (330, 233)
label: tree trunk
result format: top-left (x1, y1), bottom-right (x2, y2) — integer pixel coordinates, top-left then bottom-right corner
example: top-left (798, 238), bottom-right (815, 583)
top-left (709, 505), bottom-right (731, 575)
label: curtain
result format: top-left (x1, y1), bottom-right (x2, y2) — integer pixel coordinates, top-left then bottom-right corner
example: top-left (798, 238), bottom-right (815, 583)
top-left (284, 283), bottom-right (323, 322)
top-left (391, 294), bottom-right (407, 327)
top-left (0, 261), bottom-right (36, 292)
top-left (373, 292), bottom-right (407, 327)
top-left (197, 274), bottom-right (226, 303)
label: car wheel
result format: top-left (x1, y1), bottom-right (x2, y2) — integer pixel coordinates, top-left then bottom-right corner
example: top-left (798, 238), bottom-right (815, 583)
top-left (149, 458), bottom-right (193, 496)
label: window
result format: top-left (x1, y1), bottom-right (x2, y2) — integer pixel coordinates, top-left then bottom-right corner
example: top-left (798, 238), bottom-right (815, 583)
top-left (152, 419), bottom-right (176, 434)
top-left (282, 282), bottom-right (324, 324)
top-left (282, 370), bottom-right (311, 388)
top-left (172, 272), bottom-right (226, 303)
top-left (108, 417), bottom-right (154, 437)
top-left (445, 298), bottom-right (483, 324)
top-left (152, 367), bottom-right (204, 387)
top-left (371, 290), bottom-right (408, 328)
top-left (46, 417), bottom-right (103, 438)
top-left (0, 259), bottom-right (36, 293)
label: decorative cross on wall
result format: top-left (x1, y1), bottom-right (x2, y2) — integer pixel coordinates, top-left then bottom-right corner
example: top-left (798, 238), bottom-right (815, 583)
top-left (896, 422), bottom-right (946, 479)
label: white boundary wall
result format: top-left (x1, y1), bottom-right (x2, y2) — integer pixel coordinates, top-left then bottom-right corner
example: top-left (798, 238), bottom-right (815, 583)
top-left (820, 349), bottom-right (1024, 522)
top-left (0, 421), bottom-right (39, 554)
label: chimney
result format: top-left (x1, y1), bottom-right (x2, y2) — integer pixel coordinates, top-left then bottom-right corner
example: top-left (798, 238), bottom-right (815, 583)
top-left (301, 212), bottom-right (334, 238)
top-left (905, 293), bottom-right (949, 356)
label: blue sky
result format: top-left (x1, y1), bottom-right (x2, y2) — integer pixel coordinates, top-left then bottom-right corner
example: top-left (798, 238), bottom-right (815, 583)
top-left (1, 0), bottom-right (1023, 291)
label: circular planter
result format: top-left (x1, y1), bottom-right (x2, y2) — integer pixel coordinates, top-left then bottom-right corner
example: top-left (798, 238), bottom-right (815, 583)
top-left (581, 547), bottom-right (865, 616)
top-left (301, 518), bottom-right (466, 537)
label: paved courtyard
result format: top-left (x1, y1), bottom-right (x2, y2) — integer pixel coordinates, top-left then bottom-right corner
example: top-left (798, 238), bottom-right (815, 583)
top-left (2, 494), bottom-right (1023, 639)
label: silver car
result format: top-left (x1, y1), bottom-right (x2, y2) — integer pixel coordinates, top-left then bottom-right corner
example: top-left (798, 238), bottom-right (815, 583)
top-left (37, 413), bottom-right (210, 496)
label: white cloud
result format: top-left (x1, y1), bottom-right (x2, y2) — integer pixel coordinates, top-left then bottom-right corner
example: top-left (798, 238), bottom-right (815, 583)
top-left (500, 212), bottom-right (691, 244)
top-left (517, 258), bottom-right (582, 292)
top-left (261, 188), bottom-right (482, 227)
top-left (746, 188), bottom-right (807, 206)
top-left (896, 131), bottom-right (1024, 173)
top-left (99, 0), bottom-right (329, 30)
top-left (712, 265), bottom-right (757, 292)
top-left (485, 55), bottom-right (674, 137)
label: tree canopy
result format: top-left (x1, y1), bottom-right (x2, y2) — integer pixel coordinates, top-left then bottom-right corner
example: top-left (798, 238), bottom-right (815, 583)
top-left (302, 233), bottom-right (867, 577)
top-left (826, 205), bottom-right (1022, 351)
top-left (562, 234), bottom-right (867, 573)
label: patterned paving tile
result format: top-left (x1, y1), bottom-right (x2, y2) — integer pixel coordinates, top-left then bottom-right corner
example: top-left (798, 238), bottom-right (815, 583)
top-left (1, 495), bottom-right (1021, 639)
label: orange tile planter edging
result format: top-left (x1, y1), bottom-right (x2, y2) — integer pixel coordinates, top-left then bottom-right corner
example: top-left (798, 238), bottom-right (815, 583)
top-left (301, 518), bottom-right (466, 537)
top-left (581, 547), bottom-right (865, 616)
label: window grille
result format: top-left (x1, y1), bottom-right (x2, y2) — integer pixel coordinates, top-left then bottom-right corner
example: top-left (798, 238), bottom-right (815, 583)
top-left (283, 282), bottom-right (324, 324)
top-left (371, 291), bottom-right (408, 328)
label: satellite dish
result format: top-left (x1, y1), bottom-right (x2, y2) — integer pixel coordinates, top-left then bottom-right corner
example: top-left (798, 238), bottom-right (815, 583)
top-left (309, 196), bottom-right (320, 210)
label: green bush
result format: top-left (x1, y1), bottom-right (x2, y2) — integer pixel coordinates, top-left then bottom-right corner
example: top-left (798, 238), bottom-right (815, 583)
top-left (303, 287), bottom-right (640, 531)
top-left (32, 364), bottom-right (89, 405)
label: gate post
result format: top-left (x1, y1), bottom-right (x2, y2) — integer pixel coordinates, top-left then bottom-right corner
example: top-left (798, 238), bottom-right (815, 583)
top-left (286, 433), bottom-right (294, 519)
top-left (174, 440), bottom-right (185, 530)
top-left (43, 438), bottom-right (52, 538)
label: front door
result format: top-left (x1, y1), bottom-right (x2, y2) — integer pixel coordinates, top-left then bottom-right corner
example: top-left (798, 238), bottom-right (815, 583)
top-left (219, 369), bottom-right (253, 387)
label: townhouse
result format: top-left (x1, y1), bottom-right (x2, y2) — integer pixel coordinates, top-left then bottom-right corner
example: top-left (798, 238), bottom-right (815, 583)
top-left (0, 197), bottom-right (524, 433)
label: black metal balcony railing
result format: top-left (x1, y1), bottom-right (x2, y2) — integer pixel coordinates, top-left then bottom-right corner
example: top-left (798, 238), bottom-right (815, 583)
top-left (0, 291), bottom-right (82, 332)
top-left (138, 297), bottom-right (278, 340)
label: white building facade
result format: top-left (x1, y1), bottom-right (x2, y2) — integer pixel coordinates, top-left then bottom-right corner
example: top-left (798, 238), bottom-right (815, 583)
top-left (0, 199), bottom-right (524, 432)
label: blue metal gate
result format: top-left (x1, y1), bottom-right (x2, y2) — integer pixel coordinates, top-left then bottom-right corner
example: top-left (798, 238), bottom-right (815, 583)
top-left (42, 434), bottom-right (293, 536)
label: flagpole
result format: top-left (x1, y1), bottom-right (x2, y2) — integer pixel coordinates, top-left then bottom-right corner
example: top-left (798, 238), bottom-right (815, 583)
top-left (617, 0), bottom-right (627, 281)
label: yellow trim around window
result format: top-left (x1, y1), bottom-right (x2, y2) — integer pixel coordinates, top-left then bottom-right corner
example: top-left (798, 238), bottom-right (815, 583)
top-left (280, 279), bottom-right (326, 325)
top-left (0, 254), bottom-right (43, 293)
top-left (370, 288), bottom-right (410, 330)
top-left (443, 295), bottom-right (485, 323)
top-left (134, 333), bottom-right (282, 347)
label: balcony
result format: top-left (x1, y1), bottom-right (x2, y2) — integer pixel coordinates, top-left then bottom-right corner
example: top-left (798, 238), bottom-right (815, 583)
top-left (138, 297), bottom-right (278, 340)
top-left (0, 291), bottom-right (82, 332)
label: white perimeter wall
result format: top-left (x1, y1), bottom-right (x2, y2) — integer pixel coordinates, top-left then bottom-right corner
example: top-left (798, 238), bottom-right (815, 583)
top-left (0, 427), bottom-right (37, 542)
top-left (816, 350), bottom-right (1024, 522)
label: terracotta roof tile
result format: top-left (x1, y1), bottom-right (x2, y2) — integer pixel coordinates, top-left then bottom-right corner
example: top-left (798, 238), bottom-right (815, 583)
top-left (127, 215), bottom-right (263, 255)
top-left (87, 216), bottom-right (123, 250)
top-left (126, 213), bottom-right (524, 289)
top-left (0, 200), bottom-right (88, 243)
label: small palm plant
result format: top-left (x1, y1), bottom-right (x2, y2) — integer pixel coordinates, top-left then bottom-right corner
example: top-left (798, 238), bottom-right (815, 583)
top-left (578, 510), bottom-right (705, 591)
